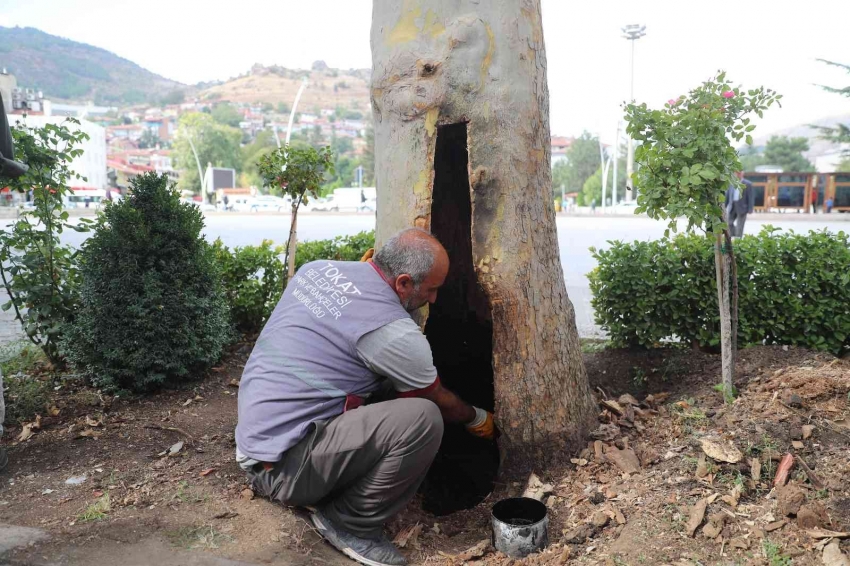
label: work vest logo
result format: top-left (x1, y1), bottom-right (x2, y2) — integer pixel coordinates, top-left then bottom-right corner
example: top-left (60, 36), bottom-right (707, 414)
top-left (292, 263), bottom-right (361, 320)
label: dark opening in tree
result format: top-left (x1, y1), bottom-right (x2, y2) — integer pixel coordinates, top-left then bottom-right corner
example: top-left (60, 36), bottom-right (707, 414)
top-left (422, 123), bottom-right (499, 515)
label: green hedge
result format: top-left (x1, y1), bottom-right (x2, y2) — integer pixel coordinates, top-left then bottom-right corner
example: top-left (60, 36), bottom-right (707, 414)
top-left (589, 227), bottom-right (850, 355)
top-left (214, 231), bottom-right (375, 334)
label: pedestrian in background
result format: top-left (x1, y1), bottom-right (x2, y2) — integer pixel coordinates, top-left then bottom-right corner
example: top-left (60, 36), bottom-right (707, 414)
top-left (826, 197), bottom-right (834, 213)
top-left (725, 171), bottom-right (754, 237)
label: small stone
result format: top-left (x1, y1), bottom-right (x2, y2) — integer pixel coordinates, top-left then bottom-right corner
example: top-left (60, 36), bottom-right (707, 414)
top-left (590, 511), bottom-right (610, 529)
top-left (784, 393), bottom-right (803, 408)
top-left (802, 425), bottom-right (815, 440)
top-left (240, 488), bottom-right (255, 501)
top-left (790, 427), bottom-right (803, 441)
top-left (702, 513), bottom-right (728, 539)
top-left (604, 447), bottom-right (641, 475)
top-left (776, 484), bottom-right (806, 516)
top-left (729, 537), bottom-right (750, 550)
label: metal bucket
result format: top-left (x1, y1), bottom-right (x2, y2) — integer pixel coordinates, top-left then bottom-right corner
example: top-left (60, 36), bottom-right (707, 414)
top-left (491, 497), bottom-right (549, 558)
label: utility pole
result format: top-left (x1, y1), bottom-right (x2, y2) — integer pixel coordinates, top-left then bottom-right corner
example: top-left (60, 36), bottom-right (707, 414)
top-left (612, 122), bottom-right (620, 206)
top-left (622, 24), bottom-right (646, 203)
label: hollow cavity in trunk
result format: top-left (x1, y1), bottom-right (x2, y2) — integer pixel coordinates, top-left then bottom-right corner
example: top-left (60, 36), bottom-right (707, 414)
top-left (422, 123), bottom-right (499, 515)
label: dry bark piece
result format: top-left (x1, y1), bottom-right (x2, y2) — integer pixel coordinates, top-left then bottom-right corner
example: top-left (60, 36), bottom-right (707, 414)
top-left (591, 423), bottom-right (621, 441)
top-left (199, 468), bottom-right (217, 477)
top-left (686, 498), bottom-right (709, 537)
top-left (730, 537), bottom-right (750, 550)
top-left (590, 510), bottom-right (610, 529)
top-left (393, 523), bottom-right (422, 549)
top-left (776, 484), bottom-right (806, 517)
top-left (600, 399), bottom-right (625, 417)
top-left (823, 540), bottom-right (850, 566)
top-left (593, 441), bottom-right (605, 461)
top-left (605, 448), bottom-right (641, 475)
top-left (240, 488), bottom-right (254, 501)
top-left (700, 437), bottom-right (743, 463)
top-left (78, 429), bottom-right (102, 439)
top-left (765, 520), bottom-right (787, 532)
top-left (750, 457), bottom-right (762, 482)
top-left (773, 453), bottom-right (795, 487)
top-left (453, 540), bottom-right (490, 562)
top-left (522, 473), bottom-right (554, 501)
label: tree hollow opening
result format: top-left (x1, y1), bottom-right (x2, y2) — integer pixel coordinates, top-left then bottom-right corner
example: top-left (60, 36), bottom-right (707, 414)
top-left (422, 122), bottom-right (499, 516)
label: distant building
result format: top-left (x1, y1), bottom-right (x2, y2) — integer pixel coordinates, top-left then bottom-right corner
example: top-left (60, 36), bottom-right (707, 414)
top-left (17, 115), bottom-right (107, 190)
top-left (107, 124), bottom-right (146, 142)
top-left (0, 69), bottom-right (16, 114)
top-left (551, 135), bottom-right (573, 165)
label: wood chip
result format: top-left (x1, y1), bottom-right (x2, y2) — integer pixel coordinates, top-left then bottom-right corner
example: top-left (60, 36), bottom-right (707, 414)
top-left (454, 540), bottom-right (489, 561)
top-left (796, 456), bottom-right (825, 489)
top-left (199, 468), bottom-right (217, 477)
top-left (600, 400), bottom-right (625, 416)
top-left (806, 529), bottom-right (850, 539)
top-left (522, 473), bottom-right (554, 501)
top-left (700, 437), bottom-right (743, 463)
top-left (773, 453), bottom-right (795, 487)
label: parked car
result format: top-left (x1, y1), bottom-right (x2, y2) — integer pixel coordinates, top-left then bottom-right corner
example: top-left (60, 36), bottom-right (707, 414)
top-left (306, 197), bottom-right (331, 212)
top-left (250, 195), bottom-right (290, 213)
top-left (180, 198), bottom-right (217, 212)
top-left (611, 201), bottom-right (639, 215)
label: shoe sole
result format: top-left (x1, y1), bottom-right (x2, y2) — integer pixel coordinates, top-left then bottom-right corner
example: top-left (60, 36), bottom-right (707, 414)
top-left (310, 513), bottom-right (402, 566)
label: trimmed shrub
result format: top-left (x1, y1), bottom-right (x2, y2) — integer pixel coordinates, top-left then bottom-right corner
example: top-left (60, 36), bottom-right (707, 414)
top-left (589, 227), bottom-right (850, 355)
top-left (213, 231), bottom-right (375, 335)
top-left (64, 172), bottom-right (230, 392)
top-left (212, 239), bottom-right (285, 334)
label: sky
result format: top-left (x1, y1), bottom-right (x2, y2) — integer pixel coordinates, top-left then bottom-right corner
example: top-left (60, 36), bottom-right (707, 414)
top-left (1, 0), bottom-right (848, 144)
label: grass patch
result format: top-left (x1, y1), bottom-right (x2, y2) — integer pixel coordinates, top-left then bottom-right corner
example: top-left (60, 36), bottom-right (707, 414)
top-left (0, 341), bottom-right (46, 376)
top-left (580, 338), bottom-right (610, 354)
top-left (77, 493), bottom-right (111, 523)
top-left (167, 525), bottom-right (232, 550)
top-left (762, 539), bottom-right (792, 566)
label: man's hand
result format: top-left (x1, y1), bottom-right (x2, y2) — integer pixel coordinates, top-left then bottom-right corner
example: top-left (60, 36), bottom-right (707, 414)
top-left (360, 248), bottom-right (375, 262)
top-left (466, 407), bottom-right (495, 440)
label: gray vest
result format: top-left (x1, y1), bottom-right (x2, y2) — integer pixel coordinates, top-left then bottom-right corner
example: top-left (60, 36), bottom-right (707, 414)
top-left (236, 260), bottom-right (410, 462)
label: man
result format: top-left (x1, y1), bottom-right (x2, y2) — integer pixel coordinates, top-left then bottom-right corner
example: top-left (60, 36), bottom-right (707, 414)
top-left (236, 228), bottom-right (494, 566)
top-left (725, 171), bottom-right (754, 237)
top-left (0, 93), bottom-right (28, 473)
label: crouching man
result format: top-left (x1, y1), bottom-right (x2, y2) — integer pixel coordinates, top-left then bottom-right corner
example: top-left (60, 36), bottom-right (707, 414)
top-left (236, 228), bottom-right (494, 566)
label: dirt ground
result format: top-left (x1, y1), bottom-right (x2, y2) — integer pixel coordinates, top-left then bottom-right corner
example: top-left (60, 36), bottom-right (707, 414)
top-left (1, 343), bottom-right (848, 565)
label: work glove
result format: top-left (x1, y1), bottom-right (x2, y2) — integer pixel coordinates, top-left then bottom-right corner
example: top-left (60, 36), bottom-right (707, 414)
top-left (360, 248), bottom-right (375, 262)
top-left (466, 407), bottom-right (496, 440)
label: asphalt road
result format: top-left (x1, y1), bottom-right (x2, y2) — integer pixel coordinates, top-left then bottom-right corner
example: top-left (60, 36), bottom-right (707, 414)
top-left (1, 212), bottom-right (847, 343)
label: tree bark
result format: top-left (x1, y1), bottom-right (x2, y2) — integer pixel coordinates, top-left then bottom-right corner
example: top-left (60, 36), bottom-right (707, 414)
top-left (371, 0), bottom-right (596, 467)
top-left (714, 234), bottom-right (734, 402)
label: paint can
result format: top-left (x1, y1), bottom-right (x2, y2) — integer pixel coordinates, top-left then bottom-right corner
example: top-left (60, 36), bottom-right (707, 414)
top-left (491, 497), bottom-right (549, 558)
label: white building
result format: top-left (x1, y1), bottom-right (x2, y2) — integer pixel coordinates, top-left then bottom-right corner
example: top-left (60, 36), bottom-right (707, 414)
top-left (18, 114), bottom-right (107, 190)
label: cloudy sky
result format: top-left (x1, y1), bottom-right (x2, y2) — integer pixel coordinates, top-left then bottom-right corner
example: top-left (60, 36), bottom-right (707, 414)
top-left (2, 0), bottom-right (848, 143)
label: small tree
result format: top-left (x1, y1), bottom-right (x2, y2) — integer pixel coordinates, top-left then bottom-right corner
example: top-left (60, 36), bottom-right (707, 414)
top-left (0, 119), bottom-right (91, 365)
top-left (65, 172), bottom-right (230, 392)
top-left (258, 145), bottom-right (334, 284)
top-left (625, 72), bottom-right (781, 401)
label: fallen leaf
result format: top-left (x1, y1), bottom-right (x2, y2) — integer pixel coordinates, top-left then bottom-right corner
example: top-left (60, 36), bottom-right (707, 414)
top-left (228, 378), bottom-right (240, 388)
top-left (182, 398), bottom-right (194, 407)
top-left (92, 490), bottom-right (104, 497)
top-left (393, 523), bottom-right (422, 549)
top-left (47, 406), bottom-right (60, 417)
top-left (700, 437), bottom-right (743, 463)
top-left (823, 539), bottom-right (850, 566)
top-left (199, 468), bottom-right (217, 477)
top-left (686, 498), bottom-right (709, 537)
top-left (764, 520), bottom-right (787, 532)
top-left (78, 429), bottom-right (102, 439)
top-left (168, 441), bottom-right (184, 456)
top-left (18, 423), bottom-right (35, 442)
top-left (85, 415), bottom-right (102, 428)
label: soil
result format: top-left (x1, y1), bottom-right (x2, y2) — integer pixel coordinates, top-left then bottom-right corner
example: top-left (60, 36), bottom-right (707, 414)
top-left (2, 343), bottom-right (849, 565)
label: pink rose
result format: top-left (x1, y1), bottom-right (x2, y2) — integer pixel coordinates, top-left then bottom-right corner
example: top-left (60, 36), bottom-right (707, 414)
top-left (722, 91), bottom-right (735, 99)
top-left (667, 99), bottom-right (677, 105)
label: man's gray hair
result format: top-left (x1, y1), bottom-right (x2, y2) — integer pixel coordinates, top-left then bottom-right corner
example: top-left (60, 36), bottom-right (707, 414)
top-left (373, 228), bottom-right (440, 286)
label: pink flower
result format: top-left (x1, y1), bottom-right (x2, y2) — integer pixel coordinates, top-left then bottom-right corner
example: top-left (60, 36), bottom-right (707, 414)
top-left (667, 99), bottom-right (677, 106)
top-left (722, 91), bottom-right (735, 99)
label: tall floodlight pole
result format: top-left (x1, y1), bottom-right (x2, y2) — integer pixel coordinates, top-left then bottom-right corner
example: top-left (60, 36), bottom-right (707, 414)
top-left (622, 24), bottom-right (646, 203)
top-left (272, 77), bottom-right (308, 149)
top-left (612, 121), bottom-right (620, 205)
top-left (184, 133), bottom-right (205, 202)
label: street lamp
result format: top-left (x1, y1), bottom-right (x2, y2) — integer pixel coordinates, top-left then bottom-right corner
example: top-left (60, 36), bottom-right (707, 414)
top-left (622, 23), bottom-right (646, 203)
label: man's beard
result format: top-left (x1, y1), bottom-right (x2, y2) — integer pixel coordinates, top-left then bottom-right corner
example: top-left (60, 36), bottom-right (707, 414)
top-left (402, 290), bottom-right (427, 312)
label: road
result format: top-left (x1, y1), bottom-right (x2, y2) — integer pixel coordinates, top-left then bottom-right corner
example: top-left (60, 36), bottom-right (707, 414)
top-left (1, 212), bottom-right (847, 343)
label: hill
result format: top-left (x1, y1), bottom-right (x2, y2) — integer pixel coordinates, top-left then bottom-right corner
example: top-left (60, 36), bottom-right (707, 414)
top-left (752, 113), bottom-right (850, 159)
top-left (0, 26), bottom-right (186, 105)
top-left (199, 64), bottom-right (371, 114)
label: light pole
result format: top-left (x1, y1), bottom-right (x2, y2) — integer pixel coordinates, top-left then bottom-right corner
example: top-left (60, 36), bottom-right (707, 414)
top-left (183, 131), bottom-right (206, 203)
top-left (272, 77), bottom-right (308, 149)
top-left (622, 24), bottom-right (646, 203)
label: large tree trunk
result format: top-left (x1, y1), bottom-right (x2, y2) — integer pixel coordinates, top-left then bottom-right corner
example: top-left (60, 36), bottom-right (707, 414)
top-left (370, 0), bottom-right (596, 476)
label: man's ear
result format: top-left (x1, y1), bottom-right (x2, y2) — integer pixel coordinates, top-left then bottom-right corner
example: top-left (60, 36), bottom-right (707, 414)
top-left (395, 274), bottom-right (413, 292)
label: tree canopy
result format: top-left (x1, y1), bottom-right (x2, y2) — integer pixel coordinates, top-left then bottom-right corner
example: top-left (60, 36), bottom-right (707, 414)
top-left (762, 136), bottom-right (814, 172)
top-left (552, 131), bottom-right (601, 196)
top-left (173, 112), bottom-right (242, 193)
top-left (814, 60), bottom-right (850, 151)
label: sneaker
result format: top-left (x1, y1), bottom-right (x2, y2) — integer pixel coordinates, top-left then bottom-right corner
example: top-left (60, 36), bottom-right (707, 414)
top-left (311, 509), bottom-right (407, 566)
top-left (0, 447), bottom-right (7, 472)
